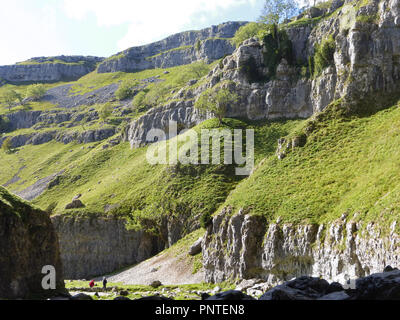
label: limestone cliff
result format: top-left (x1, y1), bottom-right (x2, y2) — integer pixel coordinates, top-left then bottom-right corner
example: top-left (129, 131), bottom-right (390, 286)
top-left (0, 56), bottom-right (104, 84)
top-left (97, 21), bottom-right (246, 73)
top-left (0, 187), bottom-right (66, 299)
top-left (202, 208), bottom-right (400, 287)
top-left (125, 0), bottom-right (400, 147)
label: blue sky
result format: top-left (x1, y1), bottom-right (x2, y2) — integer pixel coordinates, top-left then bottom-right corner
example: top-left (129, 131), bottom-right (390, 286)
top-left (0, 0), bottom-right (267, 65)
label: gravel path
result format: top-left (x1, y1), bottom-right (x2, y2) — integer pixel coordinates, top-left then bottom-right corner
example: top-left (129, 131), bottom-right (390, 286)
top-left (100, 250), bottom-right (204, 286)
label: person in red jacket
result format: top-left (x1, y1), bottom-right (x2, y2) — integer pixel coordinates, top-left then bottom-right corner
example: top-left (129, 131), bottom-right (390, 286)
top-left (89, 280), bottom-right (95, 289)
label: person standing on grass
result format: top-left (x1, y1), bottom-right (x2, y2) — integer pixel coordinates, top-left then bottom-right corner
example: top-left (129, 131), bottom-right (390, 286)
top-left (103, 277), bottom-right (108, 291)
top-left (89, 280), bottom-right (95, 289)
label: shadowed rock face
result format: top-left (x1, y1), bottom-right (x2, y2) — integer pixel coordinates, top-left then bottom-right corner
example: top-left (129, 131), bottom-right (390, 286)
top-left (97, 21), bottom-right (247, 73)
top-left (51, 215), bottom-right (165, 279)
top-left (0, 56), bottom-right (104, 84)
top-left (0, 187), bottom-right (66, 299)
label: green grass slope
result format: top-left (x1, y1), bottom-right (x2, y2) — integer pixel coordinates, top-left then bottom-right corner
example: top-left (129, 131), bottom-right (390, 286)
top-left (221, 100), bottom-right (400, 231)
top-left (0, 117), bottom-right (301, 234)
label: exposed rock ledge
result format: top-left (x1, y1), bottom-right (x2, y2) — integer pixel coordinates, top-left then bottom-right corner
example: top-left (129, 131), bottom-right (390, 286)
top-left (51, 215), bottom-right (164, 279)
top-left (202, 207), bottom-right (400, 288)
top-left (0, 56), bottom-right (104, 84)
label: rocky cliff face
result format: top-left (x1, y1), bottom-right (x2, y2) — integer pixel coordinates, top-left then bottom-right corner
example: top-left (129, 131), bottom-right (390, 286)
top-left (0, 56), bottom-right (104, 84)
top-left (97, 21), bottom-right (246, 73)
top-left (0, 187), bottom-right (66, 299)
top-left (202, 208), bottom-right (400, 287)
top-left (51, 215), bottom-right (165, 279)
top-left (125, 0), bottom-right (400, 147)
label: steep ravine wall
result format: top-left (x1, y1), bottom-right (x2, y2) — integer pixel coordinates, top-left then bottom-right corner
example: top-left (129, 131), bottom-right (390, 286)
top-left (51, 214), bottom-right (194, 279)
top-left (51, 215), bottom-right (164, 279)
top-left (202, 208), bottom-right (400, 286)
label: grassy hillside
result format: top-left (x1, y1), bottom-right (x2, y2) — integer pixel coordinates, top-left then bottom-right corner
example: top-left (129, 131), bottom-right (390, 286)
top-left (221, 100), bottom-right (400, 231)
top-left (4, 96), bottom-right (400, 235)
top-left (0, 186), bottom-right (40, 219)
top-left (0, 117), bottom-right (301, 233)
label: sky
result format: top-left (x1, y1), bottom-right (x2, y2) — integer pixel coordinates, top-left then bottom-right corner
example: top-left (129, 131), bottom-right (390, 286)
top-left (0, 0), bottom-right (268, 65)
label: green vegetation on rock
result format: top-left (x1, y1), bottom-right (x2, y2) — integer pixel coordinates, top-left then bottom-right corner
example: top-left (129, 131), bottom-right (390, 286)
top-left (311, 35), bottom-right (336, 77)
top-left (220, 99), bottom-right (400, 229)
top-left (231, 22), bottom-right (269, 47)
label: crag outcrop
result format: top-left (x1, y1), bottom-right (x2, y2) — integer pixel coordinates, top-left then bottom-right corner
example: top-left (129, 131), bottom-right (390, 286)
top-left (0, 187), bottom-right (66, 299)
top-left (0, 56), bottom-right (104, 84)
top-left (97, 21), bottom-right (246, 73)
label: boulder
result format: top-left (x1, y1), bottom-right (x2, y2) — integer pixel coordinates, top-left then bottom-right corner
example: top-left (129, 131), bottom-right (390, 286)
top-left (350, 270), bottom-right (400, 300)
top-left (114, 296), bottom-right (131, 300)
top-left (259, 277), bottom-right (330, 300)
top-left (205, 290), bottom-right (255, 301)
top-left (70, 293), bottom-right (93, 301)
top-left (119, 290), bottom-right (129, 296)
top-left (65, 199), bottom-right (85, 210)
top-left (258, 269), bottom-right (400, 300)
top-left (150, 280), bottom-right (162, 288)
top-left (188, 237), bottom-right (203, 256)
top-left (235, 279), bottom-right (263, 292)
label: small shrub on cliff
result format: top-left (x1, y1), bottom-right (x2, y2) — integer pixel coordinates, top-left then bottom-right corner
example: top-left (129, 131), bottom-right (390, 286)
top-left (0, 116), bottom-right (10, 133)
top-left (186, 61), bottom-right (209, 79)
top-left (1, 137), bottom-right (12, 154)
top-left (195, 86), bottom-right (239, 125)
top-left (26, 84), bottom-right (47, 101)
top-left (313, 35), bottom-right (336, 77)
top-left (259, 25), bottom-right (293, 81)
top-left (200, 212), bottom-right (213, 228)
top-left (259, 0), bottom-right (298, 25)
top-left (231, 22), bottom-right (269, 47)
top-left (98, 103), bottom-right (113, 122)
top-left (195, 40), bottom-right (201, 52)
top-left (131, 90), bottom-right (149, 109)
top-left (1, 89), bottom-right (19, 111)
top-left (115, 80), bottom-right (139, 101)
top-left (45, 202), bottom-right (58, 215)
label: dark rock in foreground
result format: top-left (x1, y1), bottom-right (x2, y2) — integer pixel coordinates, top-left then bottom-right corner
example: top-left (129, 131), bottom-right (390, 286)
top-left (259, 268), bottom-right (400, 300)
top-left (205, 290), bottom-right (255, 301)
top-left (0, 186), bottom-right (66, 299)
top-left (70, 293), bottom-right (93, 301)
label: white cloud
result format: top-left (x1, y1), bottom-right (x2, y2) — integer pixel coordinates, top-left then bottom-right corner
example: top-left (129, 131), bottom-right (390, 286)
top-left (0, 2), bottom-right (68, 65)
top-left (63, 0), bottom-right (258, 51)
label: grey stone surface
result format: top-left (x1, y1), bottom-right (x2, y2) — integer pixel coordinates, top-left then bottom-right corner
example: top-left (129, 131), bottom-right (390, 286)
top-left (97, 21), bottom-right (246, 73)
top-left (0, 56), bottom-right (103, 84)
top-left (52, 215), bottom-right (165, 279)
top-left (188, 237), bottom-right (203, 256)
top-left (202, 207), bottom-right (400, 288)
